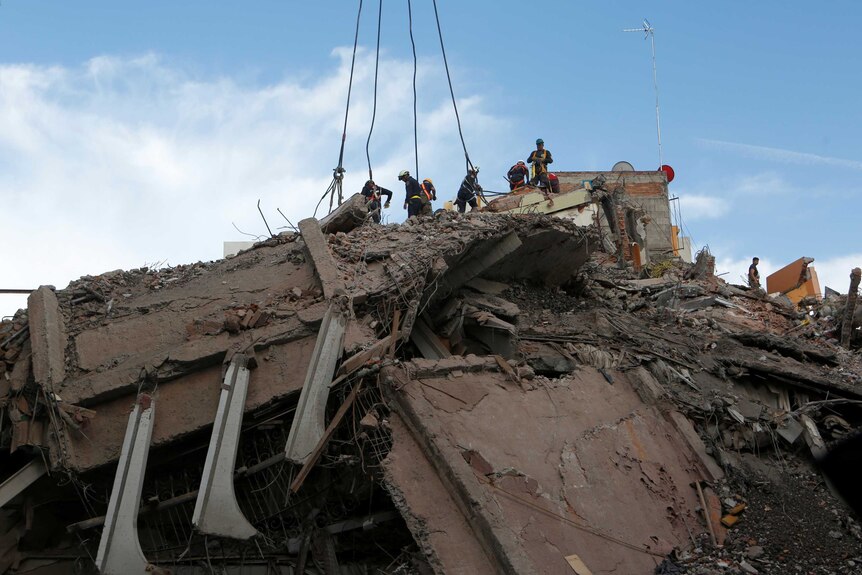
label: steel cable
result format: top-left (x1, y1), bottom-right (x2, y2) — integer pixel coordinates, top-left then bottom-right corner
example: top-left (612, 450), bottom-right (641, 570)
top-left (365, 0), bottom-right (383, 181)
top-left (407, 0), bottom-right (419, 178)
top-left (336, 0), bottom-right (364, 172)
top-left (431, 0), bottom-right (474, 172)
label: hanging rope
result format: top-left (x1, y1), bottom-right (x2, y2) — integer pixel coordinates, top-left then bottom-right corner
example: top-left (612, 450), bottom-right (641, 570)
top-left (407, 0), bottom-right (419, 178)
top-left (431, 0), bottom-right (474, 173)
top-left (365, 0), bottom-right (383, 181)
top-left (317, 0), bottom-right (364, 216)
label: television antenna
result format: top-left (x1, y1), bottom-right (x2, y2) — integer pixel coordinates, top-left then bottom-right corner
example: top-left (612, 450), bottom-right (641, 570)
top-left (624, 19), bottom-right (662, 168)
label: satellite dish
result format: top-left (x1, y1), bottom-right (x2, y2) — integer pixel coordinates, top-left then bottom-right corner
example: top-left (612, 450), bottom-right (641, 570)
top-left (660, 164), bottom-right (675, 183)
top-left (612, 161), bottom-right (635, 172)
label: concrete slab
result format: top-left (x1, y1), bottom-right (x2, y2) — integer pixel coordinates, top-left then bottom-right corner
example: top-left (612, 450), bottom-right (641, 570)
top-left (383, 364), bottom-right (711, 575)
top-left (384, 413), bottom-right (495, 575)
top-left (57, 336), bottom-right (317, 472)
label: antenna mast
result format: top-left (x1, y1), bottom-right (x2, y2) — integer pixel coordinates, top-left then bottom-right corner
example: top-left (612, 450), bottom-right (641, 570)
top-left (624, 19), bottom-right (662, 168)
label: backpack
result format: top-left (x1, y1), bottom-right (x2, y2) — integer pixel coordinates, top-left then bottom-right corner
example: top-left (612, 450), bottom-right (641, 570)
top-left (420, 182), bottom-right (434, 203)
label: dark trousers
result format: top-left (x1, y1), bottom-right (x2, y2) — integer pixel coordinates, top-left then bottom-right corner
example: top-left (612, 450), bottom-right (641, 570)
top-left (455, 196), bottom-right (478, 213)
top-left (367, 199), bottom-right (381, 223)
top-left (407, 197), bottom-right (424, 218)
top-left (530, 171), bottom-right (550, 187)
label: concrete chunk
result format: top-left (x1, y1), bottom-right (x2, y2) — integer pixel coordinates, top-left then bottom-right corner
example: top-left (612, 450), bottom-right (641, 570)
top-left (27, 286), bottom-right (66, 391)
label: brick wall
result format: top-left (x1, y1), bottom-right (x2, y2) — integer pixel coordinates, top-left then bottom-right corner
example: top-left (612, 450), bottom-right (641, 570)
top-left (555, 171), bottom-right (674, 260)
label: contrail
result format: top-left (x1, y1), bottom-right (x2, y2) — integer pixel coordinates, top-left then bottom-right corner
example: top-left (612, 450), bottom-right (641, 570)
top-left (697, 138), bottom-right (862, 171)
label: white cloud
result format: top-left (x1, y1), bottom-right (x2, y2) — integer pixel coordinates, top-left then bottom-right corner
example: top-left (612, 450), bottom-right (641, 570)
top-left (677, 194), bottom-right (730, 220)
top-left (808, 255), bottom-right (862, 295)
top-left (715, 255), bottom-right (775, 287)
top-left (0, 51), bottom-right (511, 317)
top-left (714, 253), bottom-right (862, 296)
top-left (697, 138), bottom-right (862, 171)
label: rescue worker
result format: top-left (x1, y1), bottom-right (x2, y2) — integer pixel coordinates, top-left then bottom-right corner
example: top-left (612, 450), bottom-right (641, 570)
top-left (420, 177), bottom-right (437, 216)
top-left (528, 138), bottom-right (553, 187)
top-left (399, 170), bottom-right (424, 218)
top-left (455, 166), bottom-right (482, 213)
top-left (360, 180), bottom-right (392, 224)
top-left (548, 172), bottom-right (561, 194)
top-left (506, 161), bottom-right (529, 191)
top-left (748, 257), bottom-right (761, 289)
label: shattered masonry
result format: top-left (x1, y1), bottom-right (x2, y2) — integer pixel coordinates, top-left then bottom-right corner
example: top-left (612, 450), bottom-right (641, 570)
top-left (1, 185), bottom-right (861, 574)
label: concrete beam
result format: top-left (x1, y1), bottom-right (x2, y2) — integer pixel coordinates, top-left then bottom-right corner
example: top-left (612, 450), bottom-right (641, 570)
top-left (0, 458), bottom-right (47, 508)
top-left (96, 396), bottom-right (156, 575)
top-left (411, 317), bottom-right (452, 360)
top-left (298, 218), bottom-right (346, 300)
top-left (841, 268), bottom-right (861, 349)
top-left (192, 354), bottom-right (258, 540)
top-left (440, 232), bottom-right (523, 295)
top-left (27, 286), bottom-right (66, 391)
top-left (284, 303), bottom-right (347, 464)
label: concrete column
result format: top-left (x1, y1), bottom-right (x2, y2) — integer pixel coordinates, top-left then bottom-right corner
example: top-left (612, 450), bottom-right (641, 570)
top-left (192, 354), bottom-right (258, 539)
top-left (95, 396), bottom-right (156, 575)
top-left (284, 304), bottom-right (347, 464)
top-left (299, 217), bottom-right (347, 300)
top-left (27, 286), bottom-right (66, 391)
top-left (840, 268), bottom-right (861, 349)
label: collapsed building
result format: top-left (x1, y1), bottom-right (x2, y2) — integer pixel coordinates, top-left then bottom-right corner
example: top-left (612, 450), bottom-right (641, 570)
top-left (1, 185), bottom-right (861, 574)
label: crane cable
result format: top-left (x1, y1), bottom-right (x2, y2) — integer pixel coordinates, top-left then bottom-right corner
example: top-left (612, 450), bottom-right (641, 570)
top-left (315, 0), bottom-right (364, 217)
top-left (407, 0), bottom-right (419, 179)
top-left (364, 0), bottom-right (383, 182)
top-left (431, 0), bottom-right (474, 174)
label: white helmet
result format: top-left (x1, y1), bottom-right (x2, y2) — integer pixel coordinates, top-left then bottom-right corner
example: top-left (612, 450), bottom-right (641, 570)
top-left (398, 170), bottom-right (410, 178)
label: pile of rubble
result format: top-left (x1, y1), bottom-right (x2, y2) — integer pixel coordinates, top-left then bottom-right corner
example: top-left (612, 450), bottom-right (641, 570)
top-left (1, 203), bottom-right (860, 574)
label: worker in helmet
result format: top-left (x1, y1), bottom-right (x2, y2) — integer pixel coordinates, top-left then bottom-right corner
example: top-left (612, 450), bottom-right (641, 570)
top-left (420, 177), bottom-right (437, 216)
top-left (455, 166), bottom-right (482, 213)
top-left (398, 170), bottom-right (424, 218)
top-left (506, 161), bottom-right (529, 191)
top-left (360, 180), bottom-right (392, 224)
top-left (528, 138), bottom-right (553, 188)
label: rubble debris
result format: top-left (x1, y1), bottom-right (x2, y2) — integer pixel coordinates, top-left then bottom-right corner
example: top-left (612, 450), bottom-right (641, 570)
top-left (2, 209), bottom-right (861, 574)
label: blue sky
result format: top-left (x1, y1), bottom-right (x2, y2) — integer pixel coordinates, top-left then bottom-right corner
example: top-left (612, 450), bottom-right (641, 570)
top-left (2, 1), bottom-right (861, 316)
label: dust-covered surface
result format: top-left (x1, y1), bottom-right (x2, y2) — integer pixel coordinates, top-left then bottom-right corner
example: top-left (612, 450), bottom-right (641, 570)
top-left (1, 208), bottom-right (860, 574)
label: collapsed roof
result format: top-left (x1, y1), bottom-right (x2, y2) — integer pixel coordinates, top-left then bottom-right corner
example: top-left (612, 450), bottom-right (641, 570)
top-left (1, 194), bottom-right (860, 574)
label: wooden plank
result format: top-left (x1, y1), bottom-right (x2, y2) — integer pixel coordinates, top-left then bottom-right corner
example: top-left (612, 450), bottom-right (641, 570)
top-left (290, 382), bottom-right (362, 493)
top-left (565, 554), bottom-right (594, 575)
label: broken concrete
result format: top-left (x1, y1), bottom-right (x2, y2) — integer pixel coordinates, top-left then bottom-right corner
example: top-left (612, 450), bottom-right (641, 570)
top-left (2, 208), bottom-right (860, 574)
top-left (298, 217), bottom-right (346, 300)
top-left (27, 286), bottom-right (66, 392)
